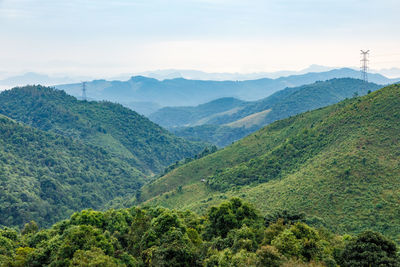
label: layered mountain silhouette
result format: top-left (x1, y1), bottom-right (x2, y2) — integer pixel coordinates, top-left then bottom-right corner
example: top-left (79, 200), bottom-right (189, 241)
top-left (151, 78), bottom-right (382, 146)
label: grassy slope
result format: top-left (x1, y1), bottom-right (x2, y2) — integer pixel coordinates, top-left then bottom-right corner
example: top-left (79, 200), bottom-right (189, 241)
top-left (0, 114), bottom-right (144, 227)
top-left (0, 86), bottom-right (204, 174)
top-left (141, 84), bottom-right (400, 243)
top-left (149, 97), bottom-right (246, 128)
top-left (226, 109), bottom-right (271, 128)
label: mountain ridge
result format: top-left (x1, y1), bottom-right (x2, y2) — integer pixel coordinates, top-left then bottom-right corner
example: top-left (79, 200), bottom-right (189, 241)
top-left (156, 78), bottom-right (382, 146)
top-left (56, 68), bottom-right (397, 109)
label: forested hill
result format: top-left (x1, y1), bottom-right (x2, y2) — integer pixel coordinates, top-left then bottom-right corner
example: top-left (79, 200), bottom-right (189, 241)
top-left (165, 78), bottom-right (382, 147)
top-left (0, 85), bottom-right (205, 174)
top-left (140, 84), bottom-right (400, 244)
top-left (0, 114), bottom-right (144, 227)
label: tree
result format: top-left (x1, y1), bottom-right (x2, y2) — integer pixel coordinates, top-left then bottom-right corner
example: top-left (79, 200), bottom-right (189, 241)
top-left (22, 221), bottom-right (39, 235)
top-left (70, 248), bottom-right (118, 267)
top-left (339, 230), bottom-right (399, 267)
top-left (256, 245), bottom-right (285, 267)
top-left (142, 229), bottom-right (198, 267)
top-left (204, 198), bottom-right (260, 239)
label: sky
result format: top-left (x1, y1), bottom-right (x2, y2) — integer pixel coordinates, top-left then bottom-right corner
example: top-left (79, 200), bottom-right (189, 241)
top-left (0, 0), bottom-right (399, 77)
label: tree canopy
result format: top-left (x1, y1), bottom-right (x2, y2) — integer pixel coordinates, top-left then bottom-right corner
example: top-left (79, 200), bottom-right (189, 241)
top-left (0, 198), bottom-right (397, 266)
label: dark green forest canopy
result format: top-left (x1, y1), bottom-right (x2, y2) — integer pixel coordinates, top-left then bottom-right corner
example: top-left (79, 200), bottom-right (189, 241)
top-left (0, 199), bottom-right (398, 266)
top-left (0, 85), bottom-right (205, 174)
top-left (0, 114), bottom-right (146, 228)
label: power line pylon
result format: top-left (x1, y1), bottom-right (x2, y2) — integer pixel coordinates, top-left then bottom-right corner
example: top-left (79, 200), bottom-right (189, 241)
top-left (82, 81), bottom-right (87, 101)
top-left (360, 50), bottom-right (369, 85)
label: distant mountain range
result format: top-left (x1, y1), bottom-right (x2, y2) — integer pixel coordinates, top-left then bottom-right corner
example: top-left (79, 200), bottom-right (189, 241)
top-left (108, 65), bottom-right (400, 81)
top-left (131, 64), bottom-right (336, 80)
top-left (375, 67), bottom-right (400, 78)
top-left (1, 67), bottom-right (398, 116)
top-left (1, 66), bottom-right (399, 89)
top-left (151, 78), bottom-right (382, 146)
top-left (55, 68), bottom-right (398, 114)
top-left (0, 72), bottom-right (86, 88)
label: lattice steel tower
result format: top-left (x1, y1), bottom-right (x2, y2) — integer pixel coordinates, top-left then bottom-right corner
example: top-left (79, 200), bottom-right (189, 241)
top-left (360, 50), bottom-right (369, 84)
top-left (82, 81), bottom-right (87, 101)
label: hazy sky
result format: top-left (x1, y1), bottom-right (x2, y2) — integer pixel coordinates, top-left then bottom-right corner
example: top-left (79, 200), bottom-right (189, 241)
top-left (0, 0), bottom-right (399, 77)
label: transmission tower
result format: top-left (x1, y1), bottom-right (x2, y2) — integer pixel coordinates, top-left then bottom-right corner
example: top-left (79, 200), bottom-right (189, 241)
top-left (360, 50), bottom-right (369, 84)
top-left (81, 81), bottom-right (87, 101)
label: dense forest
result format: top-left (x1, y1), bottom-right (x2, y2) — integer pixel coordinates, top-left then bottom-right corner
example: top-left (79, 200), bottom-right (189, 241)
top-left (0, 86), bottom-right (205, 174)
top-left (140, 84), bottom-right (400, 244)
top-left (0, 85), bottom-right (210, 228)
top-left (0, 198), bottom-right (398, 266)
top-left (0, 114), bottom-right (145, 228)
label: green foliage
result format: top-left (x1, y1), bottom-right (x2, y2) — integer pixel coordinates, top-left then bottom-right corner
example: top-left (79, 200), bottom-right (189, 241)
top-left (159, 145), bottom-right (218, 177)
top-left (0, 85), bottom-right (206, 228)
top-left (172, 124), bottom-right (253, 148)
top-left (70, 247), bottom-right (120, 267)
top-left (0, 114), bottom-right (144, 228)
top-left (21, 221), bottom-right (38, 235)
top-left (204, 198), bottom-right (260, 239)
top-left (264, 210), bottom-right (306, 227)
top-left (141, 84), bottom-right (400, 244)
top-left (339, 230), bottom-right (399, 267)
top-left (256, 245), bottom-right (285, 267)
top-left (271, 229), bottom-right (302, 258)
top-left (0, 199), bottom-right (398, 266)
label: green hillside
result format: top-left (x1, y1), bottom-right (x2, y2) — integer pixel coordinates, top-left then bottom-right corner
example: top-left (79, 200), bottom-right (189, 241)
top-left (168, 78), bottom-right (382, 147)
top-left (211, 78), bottom-right (381, 126)
top-left (0, 114), bottom-right (144, 228)
top-left (0, 85), bottom-right (204, 174)
top-left (140, 84), bottom-right (400, 244)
